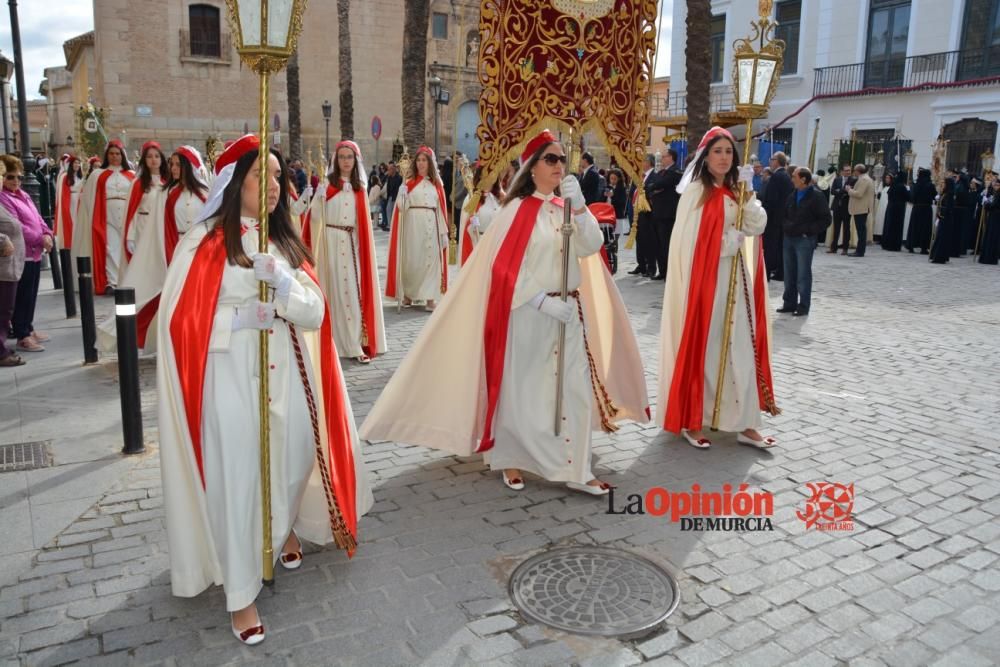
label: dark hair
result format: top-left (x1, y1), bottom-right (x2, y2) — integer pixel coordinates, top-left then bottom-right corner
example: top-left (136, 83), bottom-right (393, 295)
top-left (608, 167), bottom-right (623, 185)
top-left (693, 132), bottom-right (740, 206)
top-left (328, 144), bottom-right (364, 191)
top-left (581, 151), bottom-right (594, 167)
top-left (816, 169), bottom-right (826, 177)
top-left (882, 172), bottom-right (893, 185)
top-left (204, 147), bottom-right (312, 269)
top-left (645, 154), bottom-right (655, 168)
top-left (138, 146), bottom-right (169, 192)
top-left (169, 152), bottom-right (207, 196)
top-left (503, 140), bottom-right (557, 205)
top-left (666, 148), bottom-right (679, 163)
top-left (795, 166), bottom-right (813, 183)
top-left (101, 144), bottom-right (133, 171)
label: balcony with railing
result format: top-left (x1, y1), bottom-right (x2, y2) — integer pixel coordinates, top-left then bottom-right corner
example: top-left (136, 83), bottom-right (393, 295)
top-left (179, 30), bottom-right (232, 64)
top-left (813, 48), bottom-right (1000, 97)
top-left (649, 88), bottom-right (741, 129)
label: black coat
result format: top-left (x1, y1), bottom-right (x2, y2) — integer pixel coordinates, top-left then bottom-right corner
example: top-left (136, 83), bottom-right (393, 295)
top-left (906, 177), bottom-right (936, 251)
top-left (645, 165), bottom-right (682, 223)
top-left (763, 167), bottom-right (794, 223)
top-left (609, 182), bottom-right (628, 218)
top-left (581, 166), bottom-right (602, 205)
top-left (783, 186), bottom-right (831, 237)
top-left (830, 175), bottom-right (853, 215)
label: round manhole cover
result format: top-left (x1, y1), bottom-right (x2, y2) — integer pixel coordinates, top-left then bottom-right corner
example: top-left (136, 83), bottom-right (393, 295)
top-left (508, 546), bottom-right (679, 637)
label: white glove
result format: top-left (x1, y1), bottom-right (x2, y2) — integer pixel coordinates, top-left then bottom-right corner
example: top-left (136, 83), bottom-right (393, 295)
top-left (126, 240), bottom-right (136, 254)
top-left (302, 186), bottom-right (314, 200)
top-left (560, 176), bottom-right (583, 210)
top-left (528, 291), bottom-right (575, 324)
top-left (470, 214), bottom-right (480, 229)
top-left (253, 253), bottom-right (294, 302)
top-left (721, 229), bottom-right (746, 257)
top-left (398, 184), bottom-right (409, 201)
top-left (232, 301), bottom-right (276, 331)
top-left (738, 165), bottom-right (755, 188)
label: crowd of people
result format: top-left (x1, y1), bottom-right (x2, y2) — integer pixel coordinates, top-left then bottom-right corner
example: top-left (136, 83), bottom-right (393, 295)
top-left (3, 125), bottom-right (998, 644)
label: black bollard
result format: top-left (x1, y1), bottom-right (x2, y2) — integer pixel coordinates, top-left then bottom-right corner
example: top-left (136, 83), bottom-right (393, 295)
top-left (49, 240), bottom-right (63, 290)
top-left (115, 288), bottom-right (145, 455)
top-left (59, 248), bottom-right (76, 318)
top-left (77, 257), bottom-right (98, 364)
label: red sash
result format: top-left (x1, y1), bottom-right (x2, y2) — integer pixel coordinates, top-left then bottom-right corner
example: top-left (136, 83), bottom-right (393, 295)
top-left (169, 230), bottom-right (359, 546)
top-left (664, 186), bottom-right (731, 433)
top-left (91, 169), bottom-right (135, 293)
top-left (58, 176), bottom-right (74, 249)
top-left (324, 184), bottom-right (383, 357)
top-left (164, 186), bottom-right (206, 265)
top-left (460, 197), bottom-right (485, 266)
top-left (385, 177), bottom-right (449, 298)
top-left (751, 240), bottom-right (776, 409)
top-left (478, 196), bottom-right (546, 451)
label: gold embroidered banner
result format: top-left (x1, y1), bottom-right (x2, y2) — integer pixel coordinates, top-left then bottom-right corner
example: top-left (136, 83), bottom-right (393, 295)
top-left (476, 0), bottom-right (657, 190)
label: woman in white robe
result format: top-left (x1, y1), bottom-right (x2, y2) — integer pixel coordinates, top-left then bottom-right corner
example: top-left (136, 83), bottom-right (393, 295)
top-left (362, 130), bottom-right (649, 494)
top-left (73, 140), bottom-right (136, 294)
top-left (53, 156), bottom-right (83, 253)
top-left (385, 146), bottom-right (449, 310)
top-left (309, 140), bottom-right (386, 363)
top-left (657, 126), bottom-right (779, 450)
top-left (97, 142), bottom-right (169, 352)
top-left (156, 136), bottom-right (372, 644)
top-left (457, 162), bottom-right (503, 266)
top-left (165, 146), bottom-right (210, 244)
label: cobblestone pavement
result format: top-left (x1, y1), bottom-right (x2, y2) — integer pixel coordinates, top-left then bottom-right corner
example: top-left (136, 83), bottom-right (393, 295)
top-left (1, 236), bottom-right (999, 667)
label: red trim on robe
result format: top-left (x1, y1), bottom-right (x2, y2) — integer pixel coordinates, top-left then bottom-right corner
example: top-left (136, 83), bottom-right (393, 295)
top-left (324, 184), bottom-right (383, 357)
top-left (478, 196), bottom-right (545, 452)
top-left (385, 176), bottom-right (450, 298)
top-left (122, 179), bottom-right (145, 263)
top-left (91, 169), bottom-right (135, 294)
top-left (168, 230), bottom-right (359, 548)
top-left (663, 186), bottom-right (731, 433)
top-left (163, 186), bottom-right (205, 265)
top-left (136, 295), bottom-right (160, 349)
top-left (460, 198), bottom-right (485, 266)
top-left (752, 240), bottom-right (776, 409)
top-left (57, 176), bottom-right (74, 249)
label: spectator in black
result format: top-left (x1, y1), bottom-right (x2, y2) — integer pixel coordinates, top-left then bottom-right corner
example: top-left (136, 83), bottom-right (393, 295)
top-left (931, 171), bottom-right (959, 264)
top-left (383, 162), bottom-right (403, 231)
top-left (603, 167), bottom-right (627, 273)
top-left (906, 168), bottom-right (934, 253)
top-left (290, 159), bottom-right (307, 194)
top-left (762, 151), bottom-right (793, 281)
top-left (880, 172), bottom-right (909, 251)
top-left (441, 156), bottom-right (454, 215)
top-left (828, 164), bottom-right (853, 254)
top-left (777, 167), bottom-right (830, 317)
top-left (579, 152), bottom-right (602, 205)
top-left (645, 148), bottom-right (682, 279)
top-left (629, 154), bottom-right (657, 276)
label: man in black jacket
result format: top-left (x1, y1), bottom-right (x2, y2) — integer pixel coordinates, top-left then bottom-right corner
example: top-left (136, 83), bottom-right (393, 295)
top-left (762, 151), bottom-right (794, 281)
top-left (827, 164), bottom-right (853, 254)
top-left (645, 148), bottom-right (682, 279)
top-left (579, 152), bottom-right (602, 205)
top-left (778, 167), bottom-right (831, 316)
top-left (629, 154), bottom-right (657, 276)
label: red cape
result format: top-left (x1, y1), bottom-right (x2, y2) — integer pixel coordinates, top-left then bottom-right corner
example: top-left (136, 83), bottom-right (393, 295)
top-left (91, 169), bottom-right (136, 293)
top-left (385, 176), bottom-right (449, 298)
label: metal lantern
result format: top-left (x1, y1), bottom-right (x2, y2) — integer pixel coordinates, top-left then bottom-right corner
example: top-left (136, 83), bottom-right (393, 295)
top-left (982, 150), bottom-right (995, 174)
top-left (826, 148), bottom-right (839, 170)
top-left (731, 0), bottom-right (785, 118)
top-left (872, 162), bottom-right (885, 181)
top-left (224, 0), bottom-right (308, 588)
top-left (903, 149), bottom-right (915, 171)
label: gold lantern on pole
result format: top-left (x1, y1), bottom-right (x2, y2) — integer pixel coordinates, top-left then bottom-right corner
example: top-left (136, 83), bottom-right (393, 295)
top-left (224, 0), bottom-right (308, 587)
top-left (974, 150), bottom-right (995, 257)
top-left (711, 0), bottom-right (784, 430)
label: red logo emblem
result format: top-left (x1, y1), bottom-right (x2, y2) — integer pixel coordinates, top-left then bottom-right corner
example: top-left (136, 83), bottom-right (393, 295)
top-left (797, 483), bottom-right (855, 531)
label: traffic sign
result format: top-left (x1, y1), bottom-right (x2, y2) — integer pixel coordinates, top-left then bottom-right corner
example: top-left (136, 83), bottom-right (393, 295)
top-left (372, 116), bottom-right (382, 141)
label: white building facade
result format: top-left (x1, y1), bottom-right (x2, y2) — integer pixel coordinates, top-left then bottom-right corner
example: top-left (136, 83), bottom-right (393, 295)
top-left (669, 0), bottom-right (1000, 175)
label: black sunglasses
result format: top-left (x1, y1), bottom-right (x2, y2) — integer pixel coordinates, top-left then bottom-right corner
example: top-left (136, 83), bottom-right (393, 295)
top-left (541, 153), bottom-right (567, 165)
top-left (4, 174), bottom-right (23, 181)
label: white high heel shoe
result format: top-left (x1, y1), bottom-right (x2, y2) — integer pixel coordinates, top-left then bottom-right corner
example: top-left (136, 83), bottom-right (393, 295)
top-left (231, 610), bottom-right (265, 646)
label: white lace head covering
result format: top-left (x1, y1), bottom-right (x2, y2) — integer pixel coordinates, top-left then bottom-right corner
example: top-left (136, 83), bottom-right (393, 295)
top-left (174, 145), bottom-right (210, 190)
top-left (328, 140), bottom-right (368, 189)
top-left (193, 134), bottom-right (260, 227)
top-left (676, 126), bottom-right (738, 194)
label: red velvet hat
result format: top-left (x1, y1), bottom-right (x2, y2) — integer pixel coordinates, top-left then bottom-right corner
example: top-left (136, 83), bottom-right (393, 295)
top-left (141, 140), bottom-right (161, 154)
top-left (521, 130), bottom-right (558, 165)
top-left (214, 134), bottom-right (260, 175)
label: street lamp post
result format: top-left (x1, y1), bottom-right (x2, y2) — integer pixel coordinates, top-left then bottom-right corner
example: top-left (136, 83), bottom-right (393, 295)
top-left (224, 0), bottom-right (309, 588)
top-left (711, 0), bottom-right (785, 429)
top-left (0, 52), bottom-right (12, 154)
top-left (427, 73), bottom-right (450, 160)
top-left (321, 99), bottom-right (332, 157)
top-left (7, 0), bottom-right (40, 204)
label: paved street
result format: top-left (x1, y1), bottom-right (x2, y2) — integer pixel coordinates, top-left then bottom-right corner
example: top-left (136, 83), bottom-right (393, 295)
top-left (2, 234), bottom-right (999, 667)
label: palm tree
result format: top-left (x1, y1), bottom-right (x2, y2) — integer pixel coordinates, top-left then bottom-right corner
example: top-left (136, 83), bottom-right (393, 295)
top-left (402, 0), bottom-right (431, 150)
top-left (684, 0), bottom-right (711, 144)
top-left (286, 52), bottom-right (302, 159)
top-left (337, 0), bottom-right (354, 139)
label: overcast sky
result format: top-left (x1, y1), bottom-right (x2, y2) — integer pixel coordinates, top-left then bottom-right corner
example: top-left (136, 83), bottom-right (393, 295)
top-left (0, 1), bottom-right (672, 101)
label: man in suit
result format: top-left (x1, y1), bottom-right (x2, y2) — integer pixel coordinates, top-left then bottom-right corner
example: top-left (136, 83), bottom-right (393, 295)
top-left (846, 163), bottom-right (875, 257)
top-left (579, 152), bottom-right (602, 205)
top-left (762, 151), bottom-right (794, 281)
top-left (645, 148), bottom-right (682, 279)
top-left (828, 164), bottom-right (853, 254)
top-left (629, 154), bottom-right (657, 276)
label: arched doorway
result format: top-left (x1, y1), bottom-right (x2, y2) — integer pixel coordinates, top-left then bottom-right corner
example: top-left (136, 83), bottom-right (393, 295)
top-left (455, 100), bottom-right (480, 161)
top-left (943, 118), bottom-right (998, 173)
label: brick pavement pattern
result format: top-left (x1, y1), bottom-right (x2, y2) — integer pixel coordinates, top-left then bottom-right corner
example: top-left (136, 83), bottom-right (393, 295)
top-left (1, 238), bottom-right (999, 666)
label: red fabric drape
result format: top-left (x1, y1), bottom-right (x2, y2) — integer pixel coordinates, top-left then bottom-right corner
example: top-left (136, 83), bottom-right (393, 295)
top-left (163, 186), bottom-right (205, 265)
top-left (136, 295), bottom-right (160, 349)
top-left (752, 241), bottom-right (776, 409)
top-left (460, 198), bottom-right (485, 266)
top-left (57, 176), bottom-right (74, 249)
top-left (90, 169), bottom-right (135, 294)
top-left (121, 179), bottom-right (145, 263)
top-left (385, 177), bottom-right (449, 298)
top-left (664, 186), bottom-right (732, 433)
top-left (478, 196), bottom-right (545, 452)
